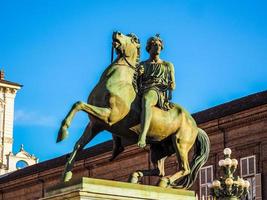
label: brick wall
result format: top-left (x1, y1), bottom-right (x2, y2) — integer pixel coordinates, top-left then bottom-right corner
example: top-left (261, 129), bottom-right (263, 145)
top-left (0, 91), bottom-right (266, 200)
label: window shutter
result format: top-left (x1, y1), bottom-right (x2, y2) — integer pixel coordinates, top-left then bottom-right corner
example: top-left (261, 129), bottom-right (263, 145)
top-left (255, 173), bottom-right (262, 200)
top-left (199, 165), bottom-right (213, 200)
top-left (241, 158), bottom-right (248, 176)
top-left (248, 157), bottom-right (255, 175)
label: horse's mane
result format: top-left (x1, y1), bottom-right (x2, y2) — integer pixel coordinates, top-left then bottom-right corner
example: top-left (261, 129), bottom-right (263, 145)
top-left (126, 33), bottom-right (141, 95)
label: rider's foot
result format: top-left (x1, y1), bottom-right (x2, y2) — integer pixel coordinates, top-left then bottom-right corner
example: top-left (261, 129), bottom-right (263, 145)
top-left (137, 140), bottom-right (146, 148)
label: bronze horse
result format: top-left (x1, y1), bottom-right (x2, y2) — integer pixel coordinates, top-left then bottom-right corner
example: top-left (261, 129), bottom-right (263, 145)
top-left (57, 32), bottom-right (210, 189)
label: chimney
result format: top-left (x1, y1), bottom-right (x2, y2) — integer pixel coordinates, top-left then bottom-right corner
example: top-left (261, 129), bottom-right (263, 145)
top-left (0, 70), bottom-right (4, 80)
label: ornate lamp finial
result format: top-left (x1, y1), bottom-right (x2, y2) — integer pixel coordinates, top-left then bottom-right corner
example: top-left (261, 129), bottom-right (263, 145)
top-left (155, 33), bottom-right (160, 38)
top-left (20, 144), bottom-right (24, 151)
top-left (210, 148), bottom-right (250, 199)
top-left (0, 69), bottom-right (4, 80)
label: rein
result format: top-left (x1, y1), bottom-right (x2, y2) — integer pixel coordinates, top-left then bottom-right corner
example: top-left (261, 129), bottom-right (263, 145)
top-left (110, 40), bottom-right (140, 94)
top-left (122, 54), bottom-right (136, 70)
top-left (110, 46), bottom-right (136, 70)
top-left (110, 45), bottom-right (139, 94)
top-left (111, 45), bottom-right (114, 63)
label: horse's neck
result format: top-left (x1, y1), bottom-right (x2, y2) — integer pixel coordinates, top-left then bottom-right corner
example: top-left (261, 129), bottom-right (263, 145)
top-left (115, 56), bottom-right (137, 68)
top-left (99, 58), bottom-right (136, 83)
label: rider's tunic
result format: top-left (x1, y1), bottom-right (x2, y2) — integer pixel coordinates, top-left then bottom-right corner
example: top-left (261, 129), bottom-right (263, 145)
top-left (139, 61), bottom-right (173, 110)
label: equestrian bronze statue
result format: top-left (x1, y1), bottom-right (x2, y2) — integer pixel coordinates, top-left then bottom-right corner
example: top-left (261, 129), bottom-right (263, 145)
top-left (57, 32), bottom-right (210, 189)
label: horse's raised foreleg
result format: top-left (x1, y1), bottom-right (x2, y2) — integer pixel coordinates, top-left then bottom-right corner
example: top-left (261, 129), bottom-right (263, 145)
top-left (158, 135), bottom-right (190, 188)
top-left (57, 101), bottom-right (110, 142)
top-left (62, 122), bottom-right (102, 182)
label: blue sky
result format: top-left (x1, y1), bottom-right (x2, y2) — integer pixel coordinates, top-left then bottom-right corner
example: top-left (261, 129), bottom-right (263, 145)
top-left (0, 0), bottom-right (266, 161)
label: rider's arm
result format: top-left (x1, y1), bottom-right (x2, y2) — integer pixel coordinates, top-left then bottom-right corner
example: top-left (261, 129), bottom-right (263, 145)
top-left (137, 63), bottom-right (145, 76)
top-left (169, 63), bottom-right (176, 90)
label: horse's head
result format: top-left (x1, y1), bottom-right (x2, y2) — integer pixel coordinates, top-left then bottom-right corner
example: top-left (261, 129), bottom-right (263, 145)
top-left (112, 31), bottom-right (140, 66)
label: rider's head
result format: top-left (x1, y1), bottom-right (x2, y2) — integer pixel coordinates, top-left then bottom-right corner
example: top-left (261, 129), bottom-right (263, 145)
top-left (146, 34), bottom-right (164, 55)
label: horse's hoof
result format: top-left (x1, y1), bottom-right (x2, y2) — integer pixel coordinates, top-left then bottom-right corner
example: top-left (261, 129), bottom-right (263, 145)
top-left (57, 127), bottom-right (69, 143)
top-left (129, 172), bottom-right (143, 184)
top-left (137, 141), bottom-right (146, 148)
top-left (62, 171), bottom-right (72, 182)
top-left (158, 177), bottom-right (170, 188)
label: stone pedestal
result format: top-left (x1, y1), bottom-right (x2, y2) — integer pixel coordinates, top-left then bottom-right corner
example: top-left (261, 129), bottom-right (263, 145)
top-left (41, 177), bottom-right (196, 200)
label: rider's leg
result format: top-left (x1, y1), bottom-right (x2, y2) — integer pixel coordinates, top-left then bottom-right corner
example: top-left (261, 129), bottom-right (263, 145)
top-left (138, 90), bottom-right (158, 148)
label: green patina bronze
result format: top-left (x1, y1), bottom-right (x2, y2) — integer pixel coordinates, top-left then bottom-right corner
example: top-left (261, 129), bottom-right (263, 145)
top-left (56, 32), bottom-right (210, 189)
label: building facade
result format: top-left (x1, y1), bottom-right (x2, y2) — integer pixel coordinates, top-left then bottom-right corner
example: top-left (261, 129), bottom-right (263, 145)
top-left (0, 71), bottom-right (37, 175)
top-left (0, 90), bottom-right (266, 200)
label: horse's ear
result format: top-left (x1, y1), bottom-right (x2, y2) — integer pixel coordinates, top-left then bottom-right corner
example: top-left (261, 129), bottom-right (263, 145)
top-left (131, 37), bottom-right (140, 45)
top-left (128, 33), bottom-right (140, 44)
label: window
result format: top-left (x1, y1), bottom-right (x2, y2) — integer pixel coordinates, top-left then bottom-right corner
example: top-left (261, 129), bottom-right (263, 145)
top-left (240, 155), bottom-right (262, 200)
top-left (241, 155), bottom-right (256, 177)
top-left (16, 160), bottom-right (28, 169)
top-left (0, 98), bottom-right (4, 137)
top-left (199, 165), bottom-right (213, 200)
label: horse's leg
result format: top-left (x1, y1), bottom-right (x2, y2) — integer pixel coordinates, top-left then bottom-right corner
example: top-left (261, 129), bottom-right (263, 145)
top-left (62, 122), bottom-right (102, 182)
top-left (57, 101), bottom-right (110, 142)
top-left (158, 135), bottom-right (190, 188)
top-left (109, 135), bottom-right (124, 161)
top-left (129, 156), bottom-right (167, 184)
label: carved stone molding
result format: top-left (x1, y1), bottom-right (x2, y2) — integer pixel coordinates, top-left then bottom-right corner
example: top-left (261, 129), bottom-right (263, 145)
top-left (2, 137), bottom-right (13, 144)
top-left (0, 87), bottom-right (17, 96)
top-left (218, 111), bottom-right (267, 130)
top-left (199, 107), bottom-right (267, 135)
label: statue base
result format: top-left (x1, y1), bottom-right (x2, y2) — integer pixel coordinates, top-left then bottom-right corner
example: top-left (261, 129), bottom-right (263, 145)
top-left (41, 177), bottom-right (196, 200)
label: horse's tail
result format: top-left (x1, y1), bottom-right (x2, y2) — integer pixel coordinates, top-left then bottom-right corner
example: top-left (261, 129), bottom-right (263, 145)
top-left (175, 128), bottom-right (210, 189)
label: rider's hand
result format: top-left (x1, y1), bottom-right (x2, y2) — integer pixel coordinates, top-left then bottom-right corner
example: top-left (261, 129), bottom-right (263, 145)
top-left (138, 66), bottom-right (144, 75)
top-left (170, 81), bottom-right (175, 90)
